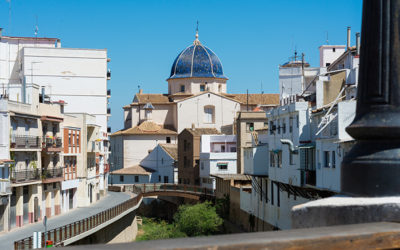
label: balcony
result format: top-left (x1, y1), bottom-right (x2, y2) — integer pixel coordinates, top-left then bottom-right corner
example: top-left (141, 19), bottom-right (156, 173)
top-left (42, 167), bottom-right (63, 183)
top-left (301, 169), bottom-right (316, 186)
top-left (10, 135), bottom-right (41, 149)
top-left (107, 69), bottom-right (111, 80)
top-left (42, 136), bottom-right (63, 152)
top-left (10, 169), bottom-right (41, 183)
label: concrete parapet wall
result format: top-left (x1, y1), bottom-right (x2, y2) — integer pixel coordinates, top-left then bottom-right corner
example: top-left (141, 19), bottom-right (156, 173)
top-left (292, 196), bottom-right (400, 229)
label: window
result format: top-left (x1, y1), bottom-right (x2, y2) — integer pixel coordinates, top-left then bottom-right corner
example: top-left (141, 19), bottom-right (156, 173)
top-left (332, 48), bottom-right (336, 52)
top-left (195, 159), bottom-right (199, 166)
top-left (204, 106), bottom-right (215, 123)
top-left (183, 140), bottom-right (188, 151)
top-left (77, 132), bottom-right (80, 147)
top-left (332, 151), bottom-right (336, 168)
top-left (201, 162), bottom-right (204, 170)
top-left (184, 156), bottom-right (188, 168)
top-left (217, 163), bottom-right (228, 170)
top-left (230, 147), bottom-right (236, 152)
top-left (296, 115), bottom-right (299, 128)
top-left (246, 122), bottom-right (254, 132)
top-left (200, 85), bottom-right (205, 92)
top-left (282, 119), bottom-right (286, 134)
top-left (164, 176), bottom-right (169, 183)
top-left (277, 183), bottom-right (280, 207)
top-left (269, 121), bottom-right (274, 135)
top-left (180, 85), bottom-right (185, 92)
top-left (270, 152), bottom-right (275, 167)
top-left (218, 84), bottom-right (222, 92)
top-left (271, 181), bottom-right (274, 205)
top-left (289, 117), bottom-right (293, 133)
top-left (158, 175), bottom-right (161, 182)
top-left (324, 151), bottom-right (330, 168)
top-left (120, 175), bottom-right (124, 182)
top-left (278, 151), bottom-right (282, 168)
top-left (277, 120), bottom-right (281, 134)
top-left (179, 178), bottom-right (182, 184)
top-left (221, 145), bottom-right (225, 152)
top-left (260, 177), bottom-right (263, 201)
top-left (326, 63), bottom-right (331, 67)
top-left (166, 137), bottom-right (171, 144)
top-left (135, 176), bottom-right (139, 182)
top-left (161, 158), bottom-right (164, 164)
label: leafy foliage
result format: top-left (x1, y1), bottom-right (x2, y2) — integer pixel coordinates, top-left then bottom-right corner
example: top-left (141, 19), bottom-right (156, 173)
top-left (136, 217), bottom-right (186, 241)
top-left (174, 201), bottom-right (223, 237)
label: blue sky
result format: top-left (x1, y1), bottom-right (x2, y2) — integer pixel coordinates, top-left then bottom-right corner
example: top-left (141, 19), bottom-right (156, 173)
top-left (0, 0), bottom-right (362, 132)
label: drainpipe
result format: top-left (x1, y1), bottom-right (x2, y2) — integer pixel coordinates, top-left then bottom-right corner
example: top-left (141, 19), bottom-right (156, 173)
top-left (280, 139), bottom-right (298, 154)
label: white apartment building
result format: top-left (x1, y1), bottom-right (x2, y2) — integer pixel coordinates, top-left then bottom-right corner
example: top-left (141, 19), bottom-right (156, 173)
top-left (241, 35), bottom-right (360, 229)
top-left (0, 30), bottom-right (110, 231)
top-left (199, 135), bottom-right (237, 189)
top-left (0, 31), bottom-right (111, 199)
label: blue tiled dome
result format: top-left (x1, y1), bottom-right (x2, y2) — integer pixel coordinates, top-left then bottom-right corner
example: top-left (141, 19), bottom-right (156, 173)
top-left (169, 36), bottom-right (227, 80)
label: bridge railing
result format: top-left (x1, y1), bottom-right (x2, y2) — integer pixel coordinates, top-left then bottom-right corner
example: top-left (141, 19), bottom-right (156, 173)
top-left (131, 183), bottom-right (215, 196)
top-left (14, 193), bottom-right (143, 250)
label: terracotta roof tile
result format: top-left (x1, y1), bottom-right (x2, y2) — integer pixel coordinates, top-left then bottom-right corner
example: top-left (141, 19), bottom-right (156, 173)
top-left (111, 121), bottom-right (177, 136)
top-left (135, 94), bottom-right (171, 104)
top-left (159, 144), bottom-right (178, 160)
top-left (111, 165), bottom-right (155, 175)
top-left (224, 94), bottom-right (279, 105)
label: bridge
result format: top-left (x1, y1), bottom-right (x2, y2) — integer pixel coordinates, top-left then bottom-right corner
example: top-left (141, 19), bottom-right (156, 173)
top-left (13, 184), bottom-right (214, 249)
top-left (127, 183), bottom-right (215, 200)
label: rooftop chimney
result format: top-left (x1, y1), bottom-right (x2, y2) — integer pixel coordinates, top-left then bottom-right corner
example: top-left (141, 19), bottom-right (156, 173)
top-left (139, 89), bottom-right (143, 94)
top-left (347, 26), bottom-right (351, 49)
top-left (356, 32), bottom-right (361, 56)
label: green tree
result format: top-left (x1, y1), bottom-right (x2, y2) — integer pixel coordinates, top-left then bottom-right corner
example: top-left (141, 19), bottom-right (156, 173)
top-left (174, 201), bottom-right (223, 237)
top-left (136, 218), bottom-right (186, 241)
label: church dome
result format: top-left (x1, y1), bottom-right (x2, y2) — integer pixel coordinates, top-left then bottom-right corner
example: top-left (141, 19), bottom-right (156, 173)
top-left (169, 33), bottom-right (227, 80)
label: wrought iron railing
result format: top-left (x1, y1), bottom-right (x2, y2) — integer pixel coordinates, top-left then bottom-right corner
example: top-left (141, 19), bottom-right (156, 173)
top-left (130, 183), bottom-right (215, 196)
top-left (10, 169), bottom-right (41, 183)
top-left (14, 193), bottom-right (143, 249)
top-left (10, 135), bottom-right (41, 149)
top-left (41, 167), bottom-right (63, 180)
top-left (42, 137), bottom-right (62, 149)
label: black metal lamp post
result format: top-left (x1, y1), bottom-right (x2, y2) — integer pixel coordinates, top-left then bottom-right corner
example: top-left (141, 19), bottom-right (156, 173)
top-left (342, 0), bottom-right (400, 196)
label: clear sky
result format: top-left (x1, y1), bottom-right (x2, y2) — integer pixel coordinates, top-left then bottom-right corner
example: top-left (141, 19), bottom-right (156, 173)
top-left (0, 0), bottom-right (362, 132)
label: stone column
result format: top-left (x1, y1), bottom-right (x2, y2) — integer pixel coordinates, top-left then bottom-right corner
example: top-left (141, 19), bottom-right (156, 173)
top-left (341, 0), bottom-right (400, 196)
top-left (45, 191), bottom-right (51, 218)
top-left (28, 184), bottom-right (35, 223)
top-left (55, 187), bottom-right (61, 215)
top-left (15, 186), bottom-right (23, 227)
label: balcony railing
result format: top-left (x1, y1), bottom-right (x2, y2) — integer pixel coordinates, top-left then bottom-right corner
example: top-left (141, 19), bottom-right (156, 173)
top-left (10, 169), bottom-right (41, 183)
top-left (42, 167), bottom-right (63, 180)
top-left (42, 137), bottom-right (62, 150)
top-left (10, 135), bottom-right (41, 149)
top-left (301, 170), bottom-right (316, 186)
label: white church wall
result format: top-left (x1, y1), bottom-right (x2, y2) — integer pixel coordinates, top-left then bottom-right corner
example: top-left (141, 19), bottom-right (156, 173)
top-left (123, 135), bottom-right (177, 167)
top-left (177, 92), bottom-right (240, 133)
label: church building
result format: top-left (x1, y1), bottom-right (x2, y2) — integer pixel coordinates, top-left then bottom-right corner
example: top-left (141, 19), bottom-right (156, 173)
top-left (111, 31), bottom-right (279, 174)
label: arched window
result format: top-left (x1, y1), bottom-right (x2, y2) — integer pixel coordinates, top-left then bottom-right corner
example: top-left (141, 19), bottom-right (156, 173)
top-left (204, 105), bottom-right (215, 123)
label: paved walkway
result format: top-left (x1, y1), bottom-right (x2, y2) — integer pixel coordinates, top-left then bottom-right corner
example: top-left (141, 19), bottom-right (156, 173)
top-left (0, 191), bottom-right (131, 250)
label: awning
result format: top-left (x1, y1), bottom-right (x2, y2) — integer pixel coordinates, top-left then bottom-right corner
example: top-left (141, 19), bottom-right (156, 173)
top-left (298, 142), bottom-right (315, 149)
